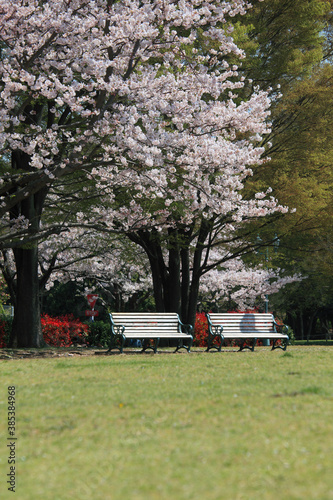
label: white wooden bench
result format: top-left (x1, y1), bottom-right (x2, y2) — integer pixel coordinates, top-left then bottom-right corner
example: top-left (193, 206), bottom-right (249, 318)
top-left (108, 312), bottom-right (193, 353)
top-left (205, 313), bottom-right (289, 352)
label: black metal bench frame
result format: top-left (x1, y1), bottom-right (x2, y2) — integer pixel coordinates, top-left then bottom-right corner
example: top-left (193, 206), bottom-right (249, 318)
top-left (205, 313), bottom-right (289, 352)
top-left (108, 312), bottom-right (193, 353)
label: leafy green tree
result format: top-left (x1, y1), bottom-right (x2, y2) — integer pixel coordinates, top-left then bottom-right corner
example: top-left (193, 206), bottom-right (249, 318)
top-left (235, 0), bottom-right (330, 91)
top-left (233, 0), bottom-right (333, 336)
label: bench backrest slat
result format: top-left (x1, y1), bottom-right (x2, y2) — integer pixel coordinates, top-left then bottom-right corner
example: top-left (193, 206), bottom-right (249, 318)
top-left (110, 312), bottom-right (182, 331)
top-left (207, 313), bottom-right (276, 332)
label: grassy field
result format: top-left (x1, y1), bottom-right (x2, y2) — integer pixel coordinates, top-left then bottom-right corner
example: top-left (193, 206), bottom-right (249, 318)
top-left (0, 346), bottom-right (333, 500)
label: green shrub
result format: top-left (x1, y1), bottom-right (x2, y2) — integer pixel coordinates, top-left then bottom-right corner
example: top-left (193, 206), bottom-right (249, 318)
top-left (287, 326), bottom-right (295, 344)
top-left (0, 315), bottom-right (13, 347)
top-left (86, 321), bottom-right (110, 347)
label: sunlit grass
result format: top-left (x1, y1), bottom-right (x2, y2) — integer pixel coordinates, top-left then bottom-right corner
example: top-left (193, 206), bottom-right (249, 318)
top-left (1, 346), bottom-right (333, 499)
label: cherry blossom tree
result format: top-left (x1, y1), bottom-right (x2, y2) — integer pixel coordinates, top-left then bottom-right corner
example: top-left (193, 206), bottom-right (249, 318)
top-left (199, 253), bottom-right (302, 311)
top-left (43, 231), bottom-right (301, 317)
top-left (36, 229), bottom-right (301, 320)
top-left (39, 230), bottom-right (153, 311)
top-left (0, 0), bottom-right (292, 346)
top-left (0, 227), bottom-right (152, 314)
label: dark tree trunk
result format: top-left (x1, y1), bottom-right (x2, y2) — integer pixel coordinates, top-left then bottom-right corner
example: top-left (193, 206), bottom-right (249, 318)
top-left (165, 229), bottom-right (181, 313)
top-left (147, 249), bottom-right (166, 312)
top-left (186, 220), bottom-right (211, 327)
top-left (128, 230), bottom-right (167, 312)
top-left (187, 275), bottom-right (200, 329)
top-left (300, 313), bottom-right (304, 340)
top-left (181, 247), bottom-right (190, 321)
top-left (8, 151), bottom-right (48, 347)
top-left (306, 310), bottom-right (318, 342)
top-left (11, 244), bottom-right (45, 347)
top-left (127, 222), bottom-right (210, 329)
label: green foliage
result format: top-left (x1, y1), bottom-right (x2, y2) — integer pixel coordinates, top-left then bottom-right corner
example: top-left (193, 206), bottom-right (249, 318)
top-left (256, 63), bottom-right (333, 334)
top-left (42, 281), bottom-right (87, 317)
top-left (86, 321), bottom-right (110, 348)
top-left (236, 0), bottom-right (329, 91)
top-left (230, 1), bottom-right (333, 336)
top-left (0, 315), bottom-right (13, 347)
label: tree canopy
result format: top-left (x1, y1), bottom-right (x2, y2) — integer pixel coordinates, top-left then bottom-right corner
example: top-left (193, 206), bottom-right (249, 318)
top-left (1, 0), bottom-right (333, 345)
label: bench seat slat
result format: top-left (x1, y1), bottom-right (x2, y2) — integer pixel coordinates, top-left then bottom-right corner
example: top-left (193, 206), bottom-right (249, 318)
top-left (221, 334), bottom-right (288, 338)
top-left (119, 332), bottom-right (192, 338)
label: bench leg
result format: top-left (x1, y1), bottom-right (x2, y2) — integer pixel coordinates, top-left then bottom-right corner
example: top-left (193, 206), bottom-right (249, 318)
top-left (153, 338), bottom-right (160, 353)
top-left (272, 338), bottom-right (289, 351)
top-left (206, 334), bottom-right (223, 352)
top-left (120, 336), bottom-right (126, 353)
top-left (107, 334), bottom-right (126, 354)
top-left (174, 337), bottom-right (193, 353)
top-left (239, 338), bottom-right (257, 352)
top-left (141, 338), bottom-right (160, 353)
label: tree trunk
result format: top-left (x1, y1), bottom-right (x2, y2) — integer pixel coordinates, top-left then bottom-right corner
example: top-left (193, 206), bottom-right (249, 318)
top-left (127, 222), bottom-right (209, 329)
top-left (9, 151), bottom-right (48, 347)
top-left (181, 247), bottom-right (190, 321)
top-left (306, 310), bottom-right (317, 343)
top-left (127, 230), bottom-right (167, 312)
top-left (187, 274), bottom-right (200, 328)
top-left (165, 230), bottom-right (181, 313)
top-left (148, 251), bottom-right (166, 312)
top-left (11, 244), bottom-right (45, 347)
top-left (300, 313), bottom-right (304, 341)
top-left (186, 245), bottom-right (204, 327)
top-left (185, 220), bottom-right (211, 327)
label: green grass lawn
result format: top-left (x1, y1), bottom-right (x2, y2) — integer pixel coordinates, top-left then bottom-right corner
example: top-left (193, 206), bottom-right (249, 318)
top-left (1, 346), bottom-right (333, 500)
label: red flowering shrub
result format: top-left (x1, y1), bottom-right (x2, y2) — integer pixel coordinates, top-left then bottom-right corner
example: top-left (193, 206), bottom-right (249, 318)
top-left (41, 314), bottom-right (89, 347)
top-left (193, 312), bottom-right (209, 347)
top-left (0, 314), bottom-right (89, 348)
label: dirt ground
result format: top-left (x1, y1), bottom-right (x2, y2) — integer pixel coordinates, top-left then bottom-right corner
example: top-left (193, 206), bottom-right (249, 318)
top-left (0, 347), bottom-right (111, 360)
top-left (0, 346), bottom-right (199, 359)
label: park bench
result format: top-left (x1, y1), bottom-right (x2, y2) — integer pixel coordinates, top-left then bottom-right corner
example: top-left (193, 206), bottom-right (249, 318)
top-left (205, 313), bottom-right (289, 352)
top-left (108, 312), bottom-right (193, 353)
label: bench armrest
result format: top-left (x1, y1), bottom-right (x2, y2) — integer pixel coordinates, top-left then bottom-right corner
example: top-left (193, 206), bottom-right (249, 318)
top-left (273, 320), bottom-right (289, 335)
top-left (206, 314), bottom-right (223, 336)
top-left (179, 320), bottom-right (193, 335)
top-left (109, 314), bottom-right (125, 336)
top-left (213, 325), bottom-right (223, 335)
top-left (113, 324), bottom-right (125, 335)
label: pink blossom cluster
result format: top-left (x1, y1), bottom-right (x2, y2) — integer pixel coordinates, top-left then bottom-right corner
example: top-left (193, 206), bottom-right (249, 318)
top-left (38, 228), bottom-right (152, 300)
top-left (1, 0), bottom-right (280, 241)
top-left (200, 253), bottom-right (302, 310)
